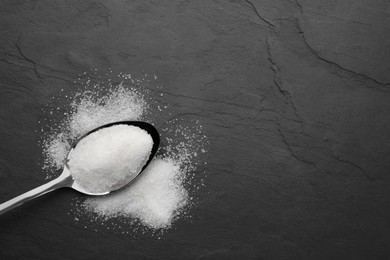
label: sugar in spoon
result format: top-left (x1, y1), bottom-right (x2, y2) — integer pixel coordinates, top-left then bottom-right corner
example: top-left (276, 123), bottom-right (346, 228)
top-left (0, 121), bottom-right (160, 215)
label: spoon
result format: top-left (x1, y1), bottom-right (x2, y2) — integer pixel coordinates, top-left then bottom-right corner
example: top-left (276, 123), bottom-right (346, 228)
top-left (0, 121), bottom-right (160, 215)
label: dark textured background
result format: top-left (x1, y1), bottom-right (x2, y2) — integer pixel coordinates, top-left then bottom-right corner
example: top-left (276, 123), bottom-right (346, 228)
top-left (1, 0), bottom-right (390, 259)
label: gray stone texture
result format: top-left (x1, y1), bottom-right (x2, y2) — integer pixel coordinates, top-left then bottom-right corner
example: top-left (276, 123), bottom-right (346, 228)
top-left (0, 0), bottom-right (389, 259)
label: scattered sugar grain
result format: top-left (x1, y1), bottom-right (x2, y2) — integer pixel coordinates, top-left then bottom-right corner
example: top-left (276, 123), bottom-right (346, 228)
top-left (42, 73), bottom-right (207, 232)
top-left (68, 86), bottom-right (147, 139)
top-left (42, 86), bottom-right (148, 172)
top-left (83, 158), bottom-right (188, 229)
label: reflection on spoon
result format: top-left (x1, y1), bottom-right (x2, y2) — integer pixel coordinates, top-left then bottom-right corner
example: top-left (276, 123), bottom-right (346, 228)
top-left (0, 121), bottom-right (160, 215)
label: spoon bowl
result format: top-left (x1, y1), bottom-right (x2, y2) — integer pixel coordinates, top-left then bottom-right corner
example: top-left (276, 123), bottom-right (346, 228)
top-left (0, 121), bottom-right (160, 215)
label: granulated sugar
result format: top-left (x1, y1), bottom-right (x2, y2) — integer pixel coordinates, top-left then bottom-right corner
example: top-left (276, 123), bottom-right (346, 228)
top-left (83, 158), bottom-right (188, 229)
top-left (43, 85), bottom-right (148, 171)
top-left (42, 71), bottom-right (207, 232)
top-left (68, 125), bottom-right (153, 193)
top-left (68, 86), bottom-right (148, 139)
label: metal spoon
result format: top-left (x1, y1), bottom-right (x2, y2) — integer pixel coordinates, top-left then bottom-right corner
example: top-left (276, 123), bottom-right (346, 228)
top-left (0, 121), bottom-right (160, 215)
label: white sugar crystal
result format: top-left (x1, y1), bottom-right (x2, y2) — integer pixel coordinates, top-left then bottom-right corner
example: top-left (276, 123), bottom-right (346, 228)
top-left (68, 125), bottom-right (153, 193)
top-left (42, 76), bottom-right (207, 231)
top-left (83, 158), bottom-right (188, 229)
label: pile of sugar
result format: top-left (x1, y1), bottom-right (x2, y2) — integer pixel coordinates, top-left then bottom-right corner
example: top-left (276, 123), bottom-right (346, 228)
top-left (84, 158), bottom-right (188, 229)
top-left (42, 72), bottom-right (207, 232)
top-left (68, 125), bottom-right (153, 194)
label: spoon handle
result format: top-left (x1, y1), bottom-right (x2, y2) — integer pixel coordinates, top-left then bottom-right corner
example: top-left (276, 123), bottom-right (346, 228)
top-left (0, 169), bottom-right (73, 215)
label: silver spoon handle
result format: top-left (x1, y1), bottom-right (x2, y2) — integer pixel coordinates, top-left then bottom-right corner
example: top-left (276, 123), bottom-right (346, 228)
top-left (0, 170), bottom-right (73, 215)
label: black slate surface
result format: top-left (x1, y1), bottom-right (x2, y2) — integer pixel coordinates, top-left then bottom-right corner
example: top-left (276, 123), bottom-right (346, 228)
top-left (1, 1), bottom-right (390, 259)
